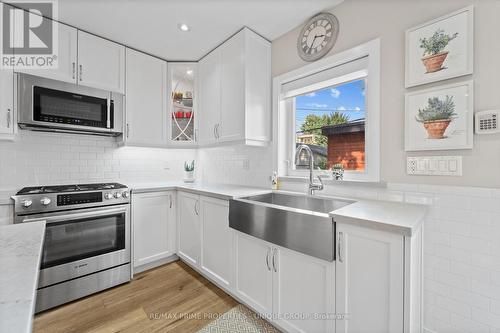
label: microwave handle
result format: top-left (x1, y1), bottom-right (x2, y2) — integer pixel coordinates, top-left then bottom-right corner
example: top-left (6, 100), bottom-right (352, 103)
top-left (107, 96), bottom-right (111, 129)
top-left (22, 207), bottom-right (127, 225)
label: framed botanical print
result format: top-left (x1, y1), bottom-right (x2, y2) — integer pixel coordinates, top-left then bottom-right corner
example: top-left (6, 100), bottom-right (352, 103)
top-left (405, 81), bottom-right (473, 151)
top-left (405, 6), bottom-right (474, 88)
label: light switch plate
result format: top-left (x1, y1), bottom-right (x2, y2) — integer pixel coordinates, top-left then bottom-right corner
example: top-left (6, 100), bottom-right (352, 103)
top-left (407, 156), bottom-right (462, 176)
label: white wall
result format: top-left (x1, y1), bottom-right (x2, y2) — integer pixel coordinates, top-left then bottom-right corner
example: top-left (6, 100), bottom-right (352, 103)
top-left (0, 131), bottom-right (196, 190)
top-left (272, 0), bottom-right (500, 188)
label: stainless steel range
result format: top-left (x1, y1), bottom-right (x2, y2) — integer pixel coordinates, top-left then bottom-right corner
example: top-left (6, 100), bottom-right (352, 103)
top-left (12, 183), bottom-right (131, 313)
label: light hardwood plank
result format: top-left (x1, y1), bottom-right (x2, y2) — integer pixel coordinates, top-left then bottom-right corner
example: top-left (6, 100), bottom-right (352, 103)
top-left (34, 261), bottom-right (238, 333)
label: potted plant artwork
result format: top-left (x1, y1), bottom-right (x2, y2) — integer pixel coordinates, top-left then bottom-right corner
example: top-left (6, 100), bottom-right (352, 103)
top-left (419, 29), bottom-right (458, 73)
top-left (184, 160), bottom-right (195, 183)
top-left (415, 95), bottom-right (457, 139)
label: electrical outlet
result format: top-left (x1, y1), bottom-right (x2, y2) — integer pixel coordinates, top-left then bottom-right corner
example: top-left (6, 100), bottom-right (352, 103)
top-left (407, 156), bottom-right (462, 176)
top-left (242, 159), bottom-right (250, 170)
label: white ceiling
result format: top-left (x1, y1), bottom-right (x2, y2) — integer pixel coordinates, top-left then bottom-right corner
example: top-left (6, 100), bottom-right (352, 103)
top-left (55, 0), bottom-right (343, 61)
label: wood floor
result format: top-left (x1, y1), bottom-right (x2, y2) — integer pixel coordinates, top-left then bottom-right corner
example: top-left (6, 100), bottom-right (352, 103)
top-left (34, 261), bottom-right (239, 333)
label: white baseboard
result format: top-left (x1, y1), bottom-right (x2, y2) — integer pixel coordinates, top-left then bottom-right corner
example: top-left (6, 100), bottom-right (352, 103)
top-left (133, 254), bottom-right (179, 274)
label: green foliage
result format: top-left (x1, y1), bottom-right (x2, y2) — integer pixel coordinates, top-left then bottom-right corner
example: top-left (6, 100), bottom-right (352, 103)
top-left (184, 160), bottom-right (195, 172)
top-left (420, 29), bottom-right (458, 56)
top-left (300, 111), bottom-right (350, 146)
top-left (416, 96), bottom-right (457, 122)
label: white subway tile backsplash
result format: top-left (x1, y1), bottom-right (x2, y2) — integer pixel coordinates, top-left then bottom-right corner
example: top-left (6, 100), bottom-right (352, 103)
top-left (0, 131), bottom-right (196, 188)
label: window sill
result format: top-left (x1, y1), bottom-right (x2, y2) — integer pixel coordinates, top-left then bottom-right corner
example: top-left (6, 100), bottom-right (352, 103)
top-left (279, 175), bottom-right (387, 188)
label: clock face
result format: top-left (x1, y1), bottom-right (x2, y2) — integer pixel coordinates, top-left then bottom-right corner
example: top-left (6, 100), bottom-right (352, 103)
top-left (297, 13), bottom-right (339, 62)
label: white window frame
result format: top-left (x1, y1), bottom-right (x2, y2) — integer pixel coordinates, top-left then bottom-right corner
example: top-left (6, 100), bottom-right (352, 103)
top-left (272, 39), bottom-right (381, 183)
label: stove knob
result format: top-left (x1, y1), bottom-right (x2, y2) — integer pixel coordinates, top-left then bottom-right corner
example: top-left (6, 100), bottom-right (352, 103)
top-left (113, 192), bottom-right (122, 199)
top-left (40, 197), bottom-right (51, 206)
top-left (22, 200), bottom-right (33, 208)
top-left (104, 193), bottom-right (114, 200)
top-left (122, 191), bottom-right (130, 198)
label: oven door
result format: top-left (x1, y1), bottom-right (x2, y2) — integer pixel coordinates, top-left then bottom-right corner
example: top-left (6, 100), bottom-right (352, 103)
top-left (22, 205), bottom-right (130, 288)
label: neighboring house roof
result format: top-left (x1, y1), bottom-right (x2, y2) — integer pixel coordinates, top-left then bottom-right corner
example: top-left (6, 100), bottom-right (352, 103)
top-left (321, 119), bottom-right (365, 136)
top-left (295, 143), bottom-right (327, 157)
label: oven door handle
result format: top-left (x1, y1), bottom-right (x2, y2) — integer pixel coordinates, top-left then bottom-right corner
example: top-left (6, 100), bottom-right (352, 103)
top-left (22, 207), bottom-right (127, 225)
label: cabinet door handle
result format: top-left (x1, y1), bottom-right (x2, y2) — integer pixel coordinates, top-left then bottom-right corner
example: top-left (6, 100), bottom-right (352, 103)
top-left (126, 123), bottom-right (130, 138)
top-left (216, 124), bottom-right (220, 139)
top-left (265, 248), bottom-right (271, 271)
top-left (338, 232), bottom-right (344, 263)
top-left (169, 194), bottom-right (172, 209)
top-left (72, 62), bottom-right (76, 80)
top-left (272, 248), bottom-right (277, 272)
top-left (213, 124), bottom-right (217, 139)
top-left (194, 200), bottom-right (199, 215)
top-left (79, 64), bottom-right (83, 81)
top-left (6, 108), bottom-right (11, 128)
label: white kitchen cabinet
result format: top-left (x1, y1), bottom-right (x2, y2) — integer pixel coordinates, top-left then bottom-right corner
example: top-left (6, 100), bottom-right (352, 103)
top-left (124, 48), bottom-right (167, 147)
top-left (16, 21), bottom-right (77, 83)
top-left (198, 48), bottom-right (221, 145)
top-left (273, 247), bottom-right (335, 333)
top-left (177, 192), bottom-right (201, 267)
top-left (132, 191), bottom-right (175, 271)
top-left (200, 196), bottom-right (233, 291)
top-left (198, 27), bottom-right (271, 146)
top-left (235, 232), bottom-right (273, 316)
top-left (335, 223), bottom-right (404, 333)
top-left (77, 31), bottom-right (125, 93)
top-left (0, 4), bottom-right (14, 138)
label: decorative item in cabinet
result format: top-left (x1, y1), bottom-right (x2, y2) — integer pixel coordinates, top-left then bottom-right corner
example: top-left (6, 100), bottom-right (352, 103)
top-left (169, 63), bottom-right (197, 143)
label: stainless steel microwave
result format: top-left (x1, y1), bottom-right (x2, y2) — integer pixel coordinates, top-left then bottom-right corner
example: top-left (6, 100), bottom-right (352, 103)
top-left (17, 74), bottom-right (124, 136)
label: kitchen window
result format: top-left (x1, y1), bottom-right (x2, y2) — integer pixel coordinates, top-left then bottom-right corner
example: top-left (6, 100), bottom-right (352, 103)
top-left (274, 39), bottom-right (380, 182)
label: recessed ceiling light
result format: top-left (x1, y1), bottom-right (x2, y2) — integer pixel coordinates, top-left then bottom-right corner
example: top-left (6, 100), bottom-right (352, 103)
top-left (186, 69), bottom-right (194, 76)
top-left (178, 23), bottom-right (190, 32)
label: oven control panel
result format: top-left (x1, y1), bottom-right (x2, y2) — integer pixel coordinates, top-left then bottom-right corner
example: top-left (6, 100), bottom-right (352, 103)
top-left (57, 192), bottom-right (103, 206)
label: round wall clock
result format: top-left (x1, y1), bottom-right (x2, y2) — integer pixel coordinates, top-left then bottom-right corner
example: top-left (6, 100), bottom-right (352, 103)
top-left (297, 12), bottom-right (339, 62)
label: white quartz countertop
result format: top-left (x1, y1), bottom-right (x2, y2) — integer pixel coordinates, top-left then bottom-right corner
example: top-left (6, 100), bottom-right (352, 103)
top-left (130, 182), bottom-right (271, 200)
top-left (0, 222), bottom-right (45, 333)
top-left (330, 200), bottom-right (427, 236)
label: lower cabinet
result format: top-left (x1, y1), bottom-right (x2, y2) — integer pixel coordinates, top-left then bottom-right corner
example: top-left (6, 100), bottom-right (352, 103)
top-left (235, 232), bottom-right (335, 333)
top-left (132, 191), bottom-right (175, 271)
top-left (177, 192), bottom-right (201, 267)
top-left (200, 196), bottom-right (234, 291)
top-left (273, 247), bottom-right (335, 333)
top-left (335, 223), bottom-right (404, 333)
top-left (235, 232), bottom-right (273, 316)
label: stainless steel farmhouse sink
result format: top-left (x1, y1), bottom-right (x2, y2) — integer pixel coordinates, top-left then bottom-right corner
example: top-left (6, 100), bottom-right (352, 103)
top-left (229, 192), bottom-right (354, 261)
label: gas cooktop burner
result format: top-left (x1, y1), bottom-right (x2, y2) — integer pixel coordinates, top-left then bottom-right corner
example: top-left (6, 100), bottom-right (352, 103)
top-left (16, 183), bottom-right (127, 195)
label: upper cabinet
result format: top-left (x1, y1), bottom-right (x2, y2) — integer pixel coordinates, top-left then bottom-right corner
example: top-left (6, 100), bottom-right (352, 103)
top-left (168, 63), bottom-right (198, 146)
top-left (0, 3), bottom-right (15, 138)
top-left (198, 28), bottom-right (271, 146)
top-left (198, 49), bottom-right (221, 146)
top-left (77, 31), bottom-right (125, 93)
top-left (124, 48), bottom-right (167, 147)
top-left (15, 21), bottom-right (77, 84)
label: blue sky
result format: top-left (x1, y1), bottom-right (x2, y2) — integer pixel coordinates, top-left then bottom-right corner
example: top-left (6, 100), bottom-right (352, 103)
top-left (295, 79), bottom-right (366, 132)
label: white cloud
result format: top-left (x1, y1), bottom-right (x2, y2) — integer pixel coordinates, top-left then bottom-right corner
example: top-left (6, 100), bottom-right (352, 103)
top-left (308, 103), bottom-right (328, 108)
top-left (330, 88), bottom-right (341, 98)
top-left (354, 106), bottom-right (361, 111)
top-left (305, 92), bottom-right (316, 97)
top-left (337, 106), bottom-right (346, 111)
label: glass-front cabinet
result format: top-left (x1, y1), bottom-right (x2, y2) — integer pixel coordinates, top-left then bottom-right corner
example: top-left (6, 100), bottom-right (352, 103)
top-left (168, 63), bottom-right (197, 145)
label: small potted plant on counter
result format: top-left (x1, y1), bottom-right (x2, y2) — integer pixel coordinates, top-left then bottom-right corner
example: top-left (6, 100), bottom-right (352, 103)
top-left (419, 29), bottom-right (458, 73)
top-left (416, 95), bottom-right (457, 139)
top-left (184, 160), bottom-right (195, 183)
